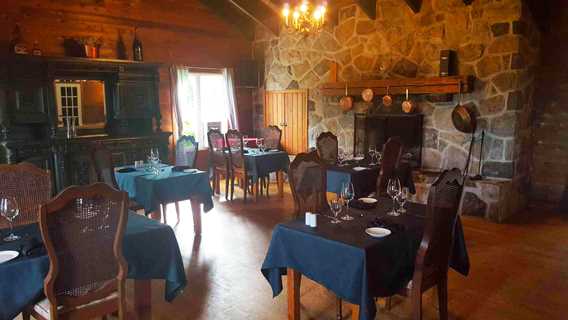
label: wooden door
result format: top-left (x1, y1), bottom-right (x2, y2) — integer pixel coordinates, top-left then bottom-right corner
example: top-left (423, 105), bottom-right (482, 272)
top-left (264, 90), bottom-right (308, 155)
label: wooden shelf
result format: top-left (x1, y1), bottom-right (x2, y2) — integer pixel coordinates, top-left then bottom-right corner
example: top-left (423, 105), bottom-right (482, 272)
top-left (320, 75), bottom-right (473, 96)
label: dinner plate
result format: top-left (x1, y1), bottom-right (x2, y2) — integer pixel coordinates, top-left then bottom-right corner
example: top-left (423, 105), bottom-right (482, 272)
top-left (0, 250), bottom-right (19, 264)
top-left (353, 166), bottom-right (368, 171)
top-left (183, 169), bottom-right (199, 173)
top-left (353, 156), bottom-right (364, 161)
top-left (365, 227), bottom-right (391, 238)
top-left (358, 197), bottom-right (378, 204)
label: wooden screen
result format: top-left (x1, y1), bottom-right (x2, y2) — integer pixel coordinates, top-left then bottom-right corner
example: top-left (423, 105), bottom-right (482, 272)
top-left (264, 90), bottom-right (308, 155)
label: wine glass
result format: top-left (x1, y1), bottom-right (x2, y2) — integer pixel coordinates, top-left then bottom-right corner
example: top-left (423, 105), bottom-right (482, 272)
top-left (368, 146), bottom-right (377, 165)
top-left (258, 138), bottom-right (265, 152)
top-left (340, 182), bottom-right (355, 221)
top-left (397, 187), bottom-right (409, 214)
top-left (1, 197), bottom-right (20, 242)
top-left (386, 178), bottom-right (401, 216)
top-left (329, 199), bottom-right (342, 224)
top-left (376, 152), bottom-right (383, 166)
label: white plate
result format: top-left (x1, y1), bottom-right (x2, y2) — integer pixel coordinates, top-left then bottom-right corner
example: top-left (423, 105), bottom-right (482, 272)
top-left (365, 227), bottom-right (391, 238)
top-left (0, 250), bottom-right (19, 264)
top-left (353, 166), bottom-right (368, 171)
top-left (353, 156), bottom-right (365, 161)
top-left (183, 169), bottom-right (198, 173)
top-left (358, 197), bottom-right (378, 204)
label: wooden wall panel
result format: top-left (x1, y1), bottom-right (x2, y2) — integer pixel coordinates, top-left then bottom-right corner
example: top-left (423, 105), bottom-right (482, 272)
top-left (0, 0), bottom-right (252, 160)
top-left (264, 90), bottom-right (308, 155)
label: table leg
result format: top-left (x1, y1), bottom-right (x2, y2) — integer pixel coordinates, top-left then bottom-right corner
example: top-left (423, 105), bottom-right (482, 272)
top-left (255, 180), bottom-right (260, 202)
top-left (277, 171), bottom-right (284, 198)
top-left (349, 302), bottom-right (360, 320)
top-left (133, 280), bottom-right (152, 320)
top-left (190, 197), bottom-right (202, 235)
top-left (287, 268), bottom-right (301, 320)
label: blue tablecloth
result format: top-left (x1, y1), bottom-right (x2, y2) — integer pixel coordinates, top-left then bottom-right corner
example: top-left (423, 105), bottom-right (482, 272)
top-left (0, 213), bottom-right (186, 320)
top-left (245, 150), bottom-right (290, 182)
top-left (115, 165), bottom-right (214, 213)
top-left (261, 200), bottom-right (469, 320)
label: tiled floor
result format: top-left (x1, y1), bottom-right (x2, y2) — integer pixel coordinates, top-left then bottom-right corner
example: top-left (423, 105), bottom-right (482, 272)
top-left (141, 185), bottom-right (568, 320)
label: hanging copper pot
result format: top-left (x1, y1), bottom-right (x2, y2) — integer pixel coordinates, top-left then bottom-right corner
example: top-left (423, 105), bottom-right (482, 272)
top-left (451, 81), bottom-right (476, 133)
top-left (402, 88), bottom-right (415, 113)
top-left (361, 88), bottom-right (374, 103)
top-left (382, 86), bottom-right (393, 107)
top-left (339, 83), bottom-right (353, 111)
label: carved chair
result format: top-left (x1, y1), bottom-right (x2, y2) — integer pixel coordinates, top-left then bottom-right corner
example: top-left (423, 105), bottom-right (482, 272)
top-left (289, 151), bottom-right (328, 218)
top-left (23, 183), bottom-right (128, 320)
top-left (90, 144), bottom-right (145, 215)
top-left (0, 162), bottom-right (52, 228)
top-left (259, 125), bottom-right (283, 197)
top-left (208, 129), bottom-right (230, 200)
top-left (387, 168), bottom-right (464, 320)
top-left (226, 129), bottom-right (255, 202)
top-left (376, 137), bottom-right (403, 196)
top-left (316, 131), bottom-right (339, 165)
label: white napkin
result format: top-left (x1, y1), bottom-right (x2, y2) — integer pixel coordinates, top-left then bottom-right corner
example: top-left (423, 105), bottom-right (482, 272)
top-left (353, 166), bottom-right (368, 171)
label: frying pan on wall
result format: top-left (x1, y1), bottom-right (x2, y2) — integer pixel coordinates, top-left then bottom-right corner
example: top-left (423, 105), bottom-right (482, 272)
top-left (451, 81), bottom-right (476, 133)
top-left (339, 83), bottom-right (353, 111)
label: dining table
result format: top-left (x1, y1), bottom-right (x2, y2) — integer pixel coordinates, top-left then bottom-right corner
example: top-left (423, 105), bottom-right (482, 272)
top-left (115, 164), bottom-right (214, 234)
top-left (244, 148), bottom-right (290, 200)
top-left (0, 212), bottom-right (186, 320)
top-left (261, 198), bottom-right (469, 320)
top-left (326, 161), bottom-right (415, 198)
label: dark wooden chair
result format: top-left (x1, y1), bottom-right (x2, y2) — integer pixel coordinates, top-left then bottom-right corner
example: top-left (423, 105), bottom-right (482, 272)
top-left (376, 136), bottom-right (403, 196)
top-left (259, 125), bottom-right (283, 197)
top-left (316, 131), bottom-right (339, 165)
top-left (0, 162), bottom-right (52, 228)
top-left (226, 129), bottom-right (255, 202)
top-left (172, 135), bottom-right (200, 222)
top-left (91, 144), bottom-right (146, 215)
top-left (208, 129), bottom-right (231, 200)
top-left (387, 168), bottom-right (464, 320)
top-left (23, 183), bottom-right (128, 320)
top-left (289, 151), bottom-right (328, 218)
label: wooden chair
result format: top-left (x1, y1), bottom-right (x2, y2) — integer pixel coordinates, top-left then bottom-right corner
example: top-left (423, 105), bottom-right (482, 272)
top-left (259, 125), bottom-right (283, 196)
top-left (288, 151), bottom-right (328, 218)
top-left (387, 168), bottom-right (464, 320)
top-left (376, 136), bottom-right (403, 196)
top-left (208, 129), bottom-right (231, 200)
top-left (316, 131), bottom-right (339, 165)
top-left (226, 129), bottom-right (254, 202)
top-left (23, 183), bottom-right (128, 320)
top-left (172, 135), bottom-right (200, 222)
top-left (90, 144), bottom-right (146, 215)
top-left (0, 162), bottom-right (51, 228)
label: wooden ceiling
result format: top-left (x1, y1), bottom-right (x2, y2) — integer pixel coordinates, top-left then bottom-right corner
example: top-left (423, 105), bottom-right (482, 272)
top-left (198, 0), bottom-right (480, 39)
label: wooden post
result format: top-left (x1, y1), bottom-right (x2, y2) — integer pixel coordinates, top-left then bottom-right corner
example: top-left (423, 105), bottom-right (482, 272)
top-left (133, 280), bottom-right (152, 320)
top-left (287, 268), bottom-right (301, 320)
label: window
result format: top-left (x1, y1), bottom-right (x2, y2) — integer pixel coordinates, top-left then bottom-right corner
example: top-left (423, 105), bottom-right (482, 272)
top-left (54, 80), bottom-right (107, 129)
top-left (175, 68), bottom-right (237, 148)
top-left (55, 82), bottom-right (81, 128)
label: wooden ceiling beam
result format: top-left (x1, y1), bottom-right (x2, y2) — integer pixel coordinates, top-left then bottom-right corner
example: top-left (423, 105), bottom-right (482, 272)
top-left (226, 0), bottom-right (280, 35)
top-left (356, 0), bottom-right (377, 19)
top-left (197, 0), bottom-right (256, 40)
top-left (403, 0), bottom-right (422, 13)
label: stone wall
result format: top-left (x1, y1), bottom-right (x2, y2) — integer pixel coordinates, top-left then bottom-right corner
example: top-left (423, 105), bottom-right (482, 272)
top-left (254, 0), bottom-right (539, 179)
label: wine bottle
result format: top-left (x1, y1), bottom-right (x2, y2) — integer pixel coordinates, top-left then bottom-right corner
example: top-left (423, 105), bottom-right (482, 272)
top-left (132, 28), bottom-right (143, 61)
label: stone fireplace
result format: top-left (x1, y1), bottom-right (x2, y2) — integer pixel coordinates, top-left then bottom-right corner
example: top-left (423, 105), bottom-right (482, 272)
top-left (253, 0), bottom-right (541, 222)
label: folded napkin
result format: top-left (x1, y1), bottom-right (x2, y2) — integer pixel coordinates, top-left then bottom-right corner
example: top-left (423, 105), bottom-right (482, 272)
top-left (172, 165), bottom-right (192, 172)
top-left (20, 237), bottom-right (46, 257)
top-left (353, 166), bottom-right (368, 171)
top-left (117, 167), bottom-right (136, 173)
top-left (367, 217), bottom-right (406, 233)
top-left (350, 199), bottom-right (378, 210)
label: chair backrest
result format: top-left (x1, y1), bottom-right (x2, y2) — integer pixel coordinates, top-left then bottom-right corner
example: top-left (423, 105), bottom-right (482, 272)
top-left (207, 129), bottom-right (227, 168)
top-left (289, 152), bottom-right (328, 217)
top-left (39, 183), bottom-right (128, 315)
top-left (225, 129), bottom-right (245, 169)
top-left (0, 162), bottom-right (52, 228)
top-left (91, 144), bottom-right (119, 189)
top-left (376, 137), bottom-right (403, 195)
top-left (261, 125), bottom-right (282, 150)
top-left (415, 168), bottom-right (463, 285)
top-left (316, 132), bottom-right (339, 165)
top-left (176, 135), bottom-right (199, 168)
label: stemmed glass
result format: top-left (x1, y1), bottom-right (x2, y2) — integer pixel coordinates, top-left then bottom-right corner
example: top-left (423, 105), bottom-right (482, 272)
top-left (257, 138), bottom-right (265, 152)
top-left (329, 199), bottom-right (342, 224)
top-left (387, 178), bottom-right (401, 216)
top-left (340, 182), bottom-right (355, 221)
top-left (397, 187), bottom-right (409, 214)
top-left (368, 146), bottom-right (377, 165)
top-left (376, 152), bottom-right (383, 166)
top-left (1, 197), bottom-right (20, 242)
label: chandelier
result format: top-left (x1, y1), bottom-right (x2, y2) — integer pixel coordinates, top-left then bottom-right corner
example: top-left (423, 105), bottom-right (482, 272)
top-left (281, 1), bottom-right (328, 34)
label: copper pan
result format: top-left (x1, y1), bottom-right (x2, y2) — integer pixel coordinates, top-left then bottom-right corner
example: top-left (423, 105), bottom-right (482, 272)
top-left (451, 81), bottom-right (476, 133)
top-left (339, 83), bottom-right (353, 111)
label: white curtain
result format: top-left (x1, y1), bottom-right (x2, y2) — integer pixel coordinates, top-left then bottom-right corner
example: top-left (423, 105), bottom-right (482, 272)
top-left (223, 68), bottom-right (239, 130)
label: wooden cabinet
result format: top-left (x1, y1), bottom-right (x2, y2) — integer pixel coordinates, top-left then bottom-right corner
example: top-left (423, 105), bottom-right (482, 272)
top-left (264, 90), bottom-right (308, 155)
top-left (7, 78), bottom-right (49, 124)
top-left (115, 80), bottom-right (157, 119)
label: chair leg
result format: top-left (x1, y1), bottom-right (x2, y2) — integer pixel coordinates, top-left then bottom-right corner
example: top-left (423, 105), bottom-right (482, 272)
top-left (161, 204), bottom-right (167, 225)
top-left (386, 296), bottom-right (393, 310)
top-left (265, 176), bottom-right (270, 198)
top-left (244, 176), bottom-right (248, 202)
top-left (22, 311), bottom-right (31, 320)
top-left (438, 276), bottom-right (448, 320)
top-left (225, 173), bottom-right (230, 201)
top-left (336, 297), bottom-right (343, 320)
top-left (411, 291), bottom-right (423, 320)
top-left (175, 202), bottom-right (180, 223)
top-left (230, 175), bottom-right (235, 201)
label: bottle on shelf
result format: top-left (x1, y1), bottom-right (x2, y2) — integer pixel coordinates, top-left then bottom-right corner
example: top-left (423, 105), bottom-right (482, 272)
top-left (132, 28), bottom-right (143, 61)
